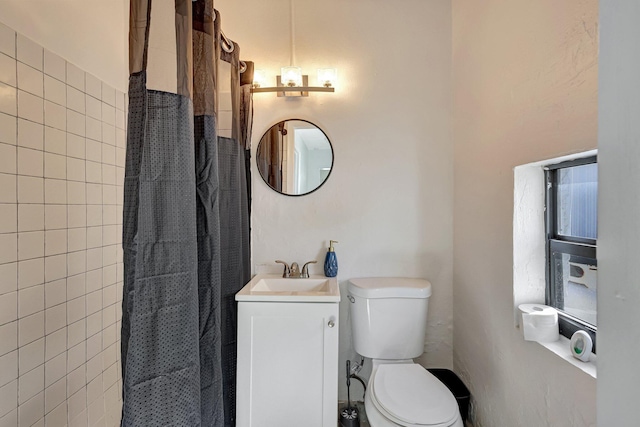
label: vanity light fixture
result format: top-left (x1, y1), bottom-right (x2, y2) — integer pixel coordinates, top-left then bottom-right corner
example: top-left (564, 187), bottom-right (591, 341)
top-left (251, 67), bottom-right (336, 97)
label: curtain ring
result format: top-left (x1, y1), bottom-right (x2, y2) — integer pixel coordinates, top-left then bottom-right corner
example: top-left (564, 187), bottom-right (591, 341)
top-left (221, 31), bottom-right (235, 53)
top-left (239, 61), bottom-right (247, 73)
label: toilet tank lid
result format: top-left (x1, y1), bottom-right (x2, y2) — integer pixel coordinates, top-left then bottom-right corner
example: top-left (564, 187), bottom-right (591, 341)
top-left (348, 277), bottom-right (432, 299)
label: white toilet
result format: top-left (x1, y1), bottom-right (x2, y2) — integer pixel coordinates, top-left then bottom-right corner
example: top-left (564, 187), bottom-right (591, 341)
top-left (348, 278), bottom-right (463, 427)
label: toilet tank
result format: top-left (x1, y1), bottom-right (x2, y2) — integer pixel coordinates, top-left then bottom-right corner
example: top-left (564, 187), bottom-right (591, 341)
top-left (348, 278), bottom-right (432, 360)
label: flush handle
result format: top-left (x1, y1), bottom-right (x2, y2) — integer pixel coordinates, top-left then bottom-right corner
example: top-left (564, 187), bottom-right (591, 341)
top-left (328, 320), bottom-right (335, 328)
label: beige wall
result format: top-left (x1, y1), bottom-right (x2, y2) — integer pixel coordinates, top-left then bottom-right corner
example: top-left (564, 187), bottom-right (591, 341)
top-left (0, 0), bottom-right (129, 91)
top-left (452, 0), bottom-right (598, 425)
top-left (215, 0), bottom-right (453, 400)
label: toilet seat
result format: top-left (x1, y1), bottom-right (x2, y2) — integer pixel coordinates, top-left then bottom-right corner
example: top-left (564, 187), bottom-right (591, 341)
top-left (370, 364), bottom-right (459, 427)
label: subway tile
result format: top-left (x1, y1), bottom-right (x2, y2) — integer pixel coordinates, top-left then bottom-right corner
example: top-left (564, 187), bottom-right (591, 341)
top-left (102, 143), bottom-right (115, 166)
top-left (16, 63), bottom-right (43, 97)
top-left (0, 263), bottom-right (17, 295)
top-left (0, 53), bottom-right (16, 87)
top-left (18, 310), bottom-right (44, 346)
top-left (17, 118), bottom-right (43, 150)
top-left (102, 123), bottom-right (116, 146)
top-left (43, 50), bottom-right (64, 82)
top-left (0, 380), bottom-right (17, 419)
top-left (115, 90), bottom-right (125, 111)
top-left (67, 319), bottom-right (85, 348)
top-left (45, 327), bottom-right (66, 362)
top-left (85, 269), bottom-right (102, 294)
top-left (86, 332), bottom-right (101, 361)
top-left (67, 205), bottom-right (86, 228)
top-left (0, 113), bottom-right (16, 145)
top-left (115, 128), bottom-right (125, 148)
top-left (0, 292), bottom-right (17, 325)
top-left (0, 203), bottom-right (16, 233)
top-left (18, 337), bottom-right (44, 375)
top-left (0, 321), bottom-right (17, 357)
top-left (87, 374), bottom-right (102, 405)
top-left (66, 156), bottom-right (85, 182)
top-left (86, 94), bottom-right (101, 120)
top-left (67, 227), bottom-right (86, 253)
top-left (45, 401), bottom-right (67, 426)
top-left (0, 82), bottom-right (16, 116)
top-left (103, 185), bottom-right (116, 206)
top-left (44, 229), bottom-right (66, 256)
top-left (0, 23), bottom-right (16, 59)
top-left (66, 63), bottom-right (84, 92)
top-left (86, 183), bottom-right (102, 205)
top-left (67, 85), bottom-right (85, 114)
top-left (17, 90), bottom-right (43, 123)
top-left (18, 391), bottom-right (44, 426)
top-left (67, 180), bottom-right (86, 204)
top-left (44, 352), bottom-right (65, 388)
top-left (44, 254), bottom-right (66, 283)
top-left (17, 203), bottom-right (44, 233)
top-left (0, 232), bottom-right (17, 265)
top-left (44, 304), bottom-right (65, 335)
top-left (67, 109), bottom-right (85, 137)
top-left (67, 296), bottom-right (85, 324)
top-left (102, 205), bottom-right (116, 226)
top-left (16, 35), bottom-right (42, 71)
top-left (44, 278), bottom-right (66, 309)
top-left (17, 231), bottom-right (44, 260)
top-left (67, 341), bottom-right (85, 372)
top-left (0, 350), bottom-right (17, 387)
top-left (86, 160), bottom-right (103, 184)
top-left (102, 265), bottom-right (116, 288)
top-left (85, 74), bottom-right (101, 100)
top-left (44, 126), bottom-right (65, 155)
top-left (17, 175), bottom-right (43, 203)
top-left (43, 152), bottom-right (66, 180)
top-left (44, 377), bottom-right (65, 415)
top-left (102, 82), bottom-right (115, 106)
top-left (44, 100), bottom-right (66, 131)
top-left (67, 387), bottom-right (86, 422)
top-left (102, 323), bottom-right (116, 349)
top-left (115, 109), bottom-right (126, 130)
top-left (18, 284), bottom-right (44, 317)
top-left (86, 226), bottom-right (102, 249)
top-left (66, 273), bottom-right (85, 300)
top-left (86, 291), bottom-right (102, 316)
top-left (102, 245), bottom-right (116, 266)
top-left (43, 75), bottom-right (65, 106)
top-left (43, 178), bottom-right (66, 204)
top-left (44, 204), bottom-right (66, 230)
top-left (102, 164), bottom-right (115, 185)
top-left (67, 365), bottom-right (85, 397)
top-left (116, 147), bottom-right (126, 168)
top-left (86, 117), bottom-right (101, 141)
top-left (17, 258), bottom-right (44, 289)
top-left (86, 250), bottom-right (102, 273)
top-left (17, 146), bottom-right (43, 177)
top-left (0, 174), bottom-right (16, 204)
top-left (67, 133), bottom-right (85, 159)
top-left (101, 102), bottom-right (115, 126)
top-left (85, 140), bottom-right (101, 164)
top-left (86, 312), bottom-right (101, 339)
top-left (102, 305), bottom-right (116, 328)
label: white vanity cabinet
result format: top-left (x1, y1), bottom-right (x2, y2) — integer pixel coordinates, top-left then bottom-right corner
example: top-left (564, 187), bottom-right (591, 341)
top-left (235, 275), bottom-right (340, 427)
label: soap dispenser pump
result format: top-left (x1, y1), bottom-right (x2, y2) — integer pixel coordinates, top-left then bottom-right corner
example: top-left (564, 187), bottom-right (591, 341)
top-left (324, 240), bottom-right (339, 277)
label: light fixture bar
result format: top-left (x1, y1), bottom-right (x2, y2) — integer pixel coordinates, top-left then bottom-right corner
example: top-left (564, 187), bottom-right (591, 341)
top-left (251, 75), bottom-right (335, 97)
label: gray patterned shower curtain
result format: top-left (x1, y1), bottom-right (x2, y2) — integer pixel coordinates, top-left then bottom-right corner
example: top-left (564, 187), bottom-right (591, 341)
top-left (121, 1), bottom-right (252, 425)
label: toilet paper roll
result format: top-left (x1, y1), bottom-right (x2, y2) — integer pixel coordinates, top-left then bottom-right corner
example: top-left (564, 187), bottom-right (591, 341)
top-left (518, 304), bottom-right (559, 343)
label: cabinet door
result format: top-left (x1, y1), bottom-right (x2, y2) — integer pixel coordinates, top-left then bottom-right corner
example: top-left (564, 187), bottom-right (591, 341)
top-left (236, 302), bottom-right (339, 427)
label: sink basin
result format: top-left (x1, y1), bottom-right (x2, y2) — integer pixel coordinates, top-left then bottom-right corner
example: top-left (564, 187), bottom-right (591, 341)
top-left (236, 274), bottom-right (340, 302)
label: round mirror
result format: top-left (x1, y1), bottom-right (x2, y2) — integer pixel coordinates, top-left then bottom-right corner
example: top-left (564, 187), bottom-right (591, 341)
top-left (256, 119), bottom-right (334, 196)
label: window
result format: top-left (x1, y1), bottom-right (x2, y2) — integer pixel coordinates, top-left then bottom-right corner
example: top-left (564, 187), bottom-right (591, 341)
top-left (545, 156), bottom-right (597, 351)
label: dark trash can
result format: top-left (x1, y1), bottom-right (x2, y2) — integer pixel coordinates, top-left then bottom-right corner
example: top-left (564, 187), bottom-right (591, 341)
top-left (428, 369), bottom-right (470, 423)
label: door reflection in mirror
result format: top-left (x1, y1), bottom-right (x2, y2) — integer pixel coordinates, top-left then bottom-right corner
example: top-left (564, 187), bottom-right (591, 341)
top-left (256, 120), bottom-right (333, 196)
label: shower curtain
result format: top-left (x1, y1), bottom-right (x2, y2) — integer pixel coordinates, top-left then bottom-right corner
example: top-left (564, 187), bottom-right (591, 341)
top-left (121, 1), bottom-right (252, 425)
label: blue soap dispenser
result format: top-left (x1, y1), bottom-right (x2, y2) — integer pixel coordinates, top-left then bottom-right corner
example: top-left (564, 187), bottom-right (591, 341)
top-left (324, 240), bottom-right (339, 277)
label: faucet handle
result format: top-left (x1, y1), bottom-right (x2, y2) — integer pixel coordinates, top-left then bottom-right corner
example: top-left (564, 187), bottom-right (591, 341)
top-left (301, 260), bottom-right (318, 278)
top-left (275, 260), bottom-right (291, 278)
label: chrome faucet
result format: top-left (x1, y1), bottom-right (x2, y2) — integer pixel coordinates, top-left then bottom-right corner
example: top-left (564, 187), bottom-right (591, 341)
top-left (275, 260), bottom-right (318, 278)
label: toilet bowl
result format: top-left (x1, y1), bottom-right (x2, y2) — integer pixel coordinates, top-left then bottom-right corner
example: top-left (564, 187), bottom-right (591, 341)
top-left (364, 361), bottom-right (463, 427)
top-left (347, 278), bottom-right (463, 427)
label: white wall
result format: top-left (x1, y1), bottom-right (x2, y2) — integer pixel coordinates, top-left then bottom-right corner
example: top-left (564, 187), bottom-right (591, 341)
top-left (215, 0), bottom-right (453, 399)
top-left (597, 0), bottom-right (640, 424)
top-left (452, 0), bottom-right (598, 425)
top-left (0, 0), bottom-right (129, 91)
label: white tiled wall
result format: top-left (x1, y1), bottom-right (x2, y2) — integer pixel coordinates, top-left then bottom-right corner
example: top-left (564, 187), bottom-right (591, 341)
top-left (0, 22), bottom-right (125, 427)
